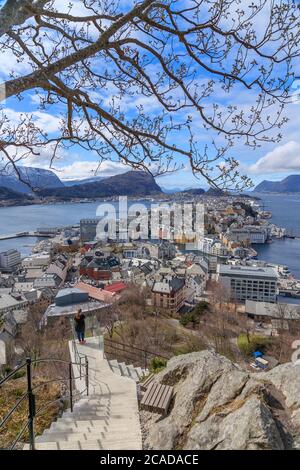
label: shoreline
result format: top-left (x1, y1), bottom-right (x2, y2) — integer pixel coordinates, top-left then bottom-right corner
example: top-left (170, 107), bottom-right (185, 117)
top-left (0, 191), bottom-right (260, 209)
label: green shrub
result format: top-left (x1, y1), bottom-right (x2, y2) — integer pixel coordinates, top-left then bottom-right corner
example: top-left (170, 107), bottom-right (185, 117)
top-left (237, 333), bottom-right (270, 357)
top-left (12, 370), bottom-right (26, 380)
top-left (193, 301), bottom-right (209, 315)
top-left (179, 314), bottom-right (191, 327)
top-left (150, 357), bottom-right (167, 373)
top-left (179, 312), bottom-right (199, 327)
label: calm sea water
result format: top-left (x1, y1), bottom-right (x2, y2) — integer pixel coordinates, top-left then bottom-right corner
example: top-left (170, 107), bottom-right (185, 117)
top-left (0, 200), bottom-right (149, 257)
top-left (252, 193), bottom-right (300, 279)
top-left (0, 194), bottom-right (299, 277)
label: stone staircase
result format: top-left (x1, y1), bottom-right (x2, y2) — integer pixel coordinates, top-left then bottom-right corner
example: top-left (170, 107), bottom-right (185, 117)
top-left (24, 336), bottom-right (143, 450)
top-left (108, 359), bottom-right (148, 382)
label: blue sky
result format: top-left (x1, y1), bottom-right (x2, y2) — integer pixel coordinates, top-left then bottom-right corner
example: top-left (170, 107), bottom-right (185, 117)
top-left (1, 0), bottom-right (300, 189)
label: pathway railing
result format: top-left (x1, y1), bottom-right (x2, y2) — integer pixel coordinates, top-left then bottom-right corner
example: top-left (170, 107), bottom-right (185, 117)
top-left (0, 355), bottom-right (88, 450)
top-left (104, 337), bottom-right (170, 369)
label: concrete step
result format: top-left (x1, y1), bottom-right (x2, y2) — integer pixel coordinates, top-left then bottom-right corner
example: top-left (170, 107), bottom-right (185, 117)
top-left (127, 365), bottom-right (139, 382)
top-left (107, 358), bottom-right (149, 382)
top-left (36, 429), bottom-right (142, 443)
top-left (72, 405), bottom-right (110, 412)
top-left (108, 359), bottom-right (122, 375)
top-left (135, 366), bottom-right (145, 379)
top-left (25, 440), bottom-right (103, 450)
top-left (45, 423), bottom-right (140, 435)
top-left (61, 412), bottom-right (109, 420)
top-left (50, 416), bottom-right (139, 431)
top-left (50, 417), bottom-right (108, 428)
top-left (118, 362), bottom-right (129, 377)
top-left (25, 436), bottom-right (141, 450)
top-left (36, 432), bottom-right (92, 443)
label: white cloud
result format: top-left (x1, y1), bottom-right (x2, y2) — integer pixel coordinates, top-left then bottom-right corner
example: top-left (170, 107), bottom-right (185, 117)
top-left (2, 108), bottom-right (61, 134)
top-left (248, 141), bottom-right (300, 175)
top-left (52, 160), bottom-right (128, 180)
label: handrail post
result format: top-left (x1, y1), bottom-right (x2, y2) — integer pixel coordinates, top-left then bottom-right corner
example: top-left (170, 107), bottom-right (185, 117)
top-left (144, 351), bottom-right (147, 370)
top-left (26, 358), bottom-right (35, 451)
top-left (85, 358), bottom-right (89, 396)
top-left (79, 356), bottom-right (82, 379)
top-left (69, 363), bottom-right (73, 413)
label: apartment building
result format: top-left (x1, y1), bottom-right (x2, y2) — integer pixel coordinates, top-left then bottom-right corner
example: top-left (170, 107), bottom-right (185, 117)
top-left (217, 265), bottom-right (278, 303)
top-left (228, 226), bottom-right (269, 244)
top-left (0, 250), bottom-right (21, 270)
top-left (151, 278), bottom-right (186, 314)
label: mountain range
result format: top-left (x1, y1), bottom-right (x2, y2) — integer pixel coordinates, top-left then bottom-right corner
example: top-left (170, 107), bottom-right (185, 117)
top-left (254, 175), bottom-right (300, 193)
top-left (0, 166), bottom-right (64, 194)
top-left (37, 170), bottom-right (162, 199)
top-left (2, 165), bottom-right (299, 202)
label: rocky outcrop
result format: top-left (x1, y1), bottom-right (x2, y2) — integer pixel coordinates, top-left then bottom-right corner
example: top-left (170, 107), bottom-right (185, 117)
top-left (141, 351), bottom-right (300, 450)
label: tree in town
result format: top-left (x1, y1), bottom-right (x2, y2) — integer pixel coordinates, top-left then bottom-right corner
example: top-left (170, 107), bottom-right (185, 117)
top-left (0, 0), bottom-right (299, 189)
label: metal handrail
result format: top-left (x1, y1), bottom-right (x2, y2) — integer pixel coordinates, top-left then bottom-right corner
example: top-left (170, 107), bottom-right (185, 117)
top-left (35, 388), bottom-right (88, 417)
top-left (104, 337), bottom-right (170, 369)
top-left (104, 337), bottom-right (170, 359)
top-left (0, 391), bottom-right (28, 430)
top-left (10, 419), bottom-right (30, 451)
top-left (0, 353), bottom-right (89, 451)
top-left (0, 362), bottom-right (27, 386)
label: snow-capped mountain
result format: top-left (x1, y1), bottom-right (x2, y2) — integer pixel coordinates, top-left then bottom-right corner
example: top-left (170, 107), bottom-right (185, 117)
top-left (0, 166), bottom-right (64, 194)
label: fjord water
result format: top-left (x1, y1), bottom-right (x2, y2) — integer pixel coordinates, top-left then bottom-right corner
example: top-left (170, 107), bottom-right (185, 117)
top-left (0, 200), bottom-right (149, 256)
top-left (253, 193), bottom-right (300, 279)
top-left (0, 194), bottom-right (299, 278)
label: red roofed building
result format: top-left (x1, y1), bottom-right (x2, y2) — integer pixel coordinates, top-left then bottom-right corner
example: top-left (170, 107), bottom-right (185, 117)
top-left (75, 282), bottom-right (115, 302)
top-left (104, 282), bottom-right (128, 294)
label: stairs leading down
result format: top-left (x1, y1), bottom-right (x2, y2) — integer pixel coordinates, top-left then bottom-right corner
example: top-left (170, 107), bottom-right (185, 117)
top-left (24, 336), bottom-right (142, 450)
top-left (108, 359), bottom-right (148, 382)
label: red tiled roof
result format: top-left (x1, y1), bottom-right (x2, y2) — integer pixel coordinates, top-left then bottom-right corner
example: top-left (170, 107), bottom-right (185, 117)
top-left (104, 282), bottom-right (127, 293)
top-left (75, 282), bottom-right (115, 302)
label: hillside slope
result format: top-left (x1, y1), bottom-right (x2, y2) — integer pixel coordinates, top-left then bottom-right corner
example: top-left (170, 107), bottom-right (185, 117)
top-left (255, 175), bottom-right (300, 193)
top-left (0, 166), bottom-right (64, 194)
top-left (38, 171), bottom-right (162, 199)
top-left (0, 186), bottom-right (33, 201)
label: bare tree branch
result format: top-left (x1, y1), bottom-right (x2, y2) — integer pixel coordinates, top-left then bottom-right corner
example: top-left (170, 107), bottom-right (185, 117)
top-left (0, 0), bottom-right (299, 190)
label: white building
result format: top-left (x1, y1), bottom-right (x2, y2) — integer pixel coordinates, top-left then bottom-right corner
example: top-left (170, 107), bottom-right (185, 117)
top-left (0, 250), bottom-right (21, 270)
top-left (217, 264), bottom-right (278, 303)
top-left (22, 252), bottom-right (51, 268)
top-left (198, 237), bottom-right (229, 257)
top-left (34, 273), bottom-right (61, 289)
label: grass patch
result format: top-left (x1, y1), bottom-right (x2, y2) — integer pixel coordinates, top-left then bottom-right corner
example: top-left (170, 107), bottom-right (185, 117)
top-left (237, 333), bottom-right (271, 357)
top-left (0, 373), bottom-right (62, 449)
